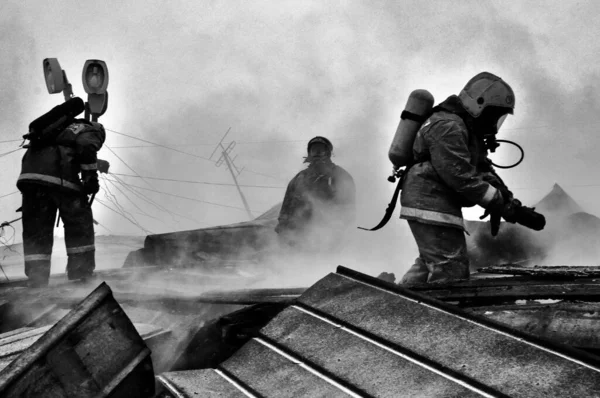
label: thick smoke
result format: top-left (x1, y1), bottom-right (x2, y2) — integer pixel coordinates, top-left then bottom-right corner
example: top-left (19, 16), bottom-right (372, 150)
top-left (3, 1), bottom-right (600, 282)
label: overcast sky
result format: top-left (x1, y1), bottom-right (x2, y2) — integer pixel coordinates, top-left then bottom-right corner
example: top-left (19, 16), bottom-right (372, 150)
top-left (1, 0), bottom-right (599, 254)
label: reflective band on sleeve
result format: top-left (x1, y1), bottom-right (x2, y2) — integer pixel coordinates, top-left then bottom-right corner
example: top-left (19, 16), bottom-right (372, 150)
top-left (66, 244), bottom-right (95, 254)
top-left (400, 206), bottom-right (465, 229)
top-left (24, 254), bottom-right (52, 261)
top-left (80, 163), bottom-right (98, 171)
top-left (481, 185), bottom-right (498, 206)
top-left (18, 173), bottom-right (82, 191)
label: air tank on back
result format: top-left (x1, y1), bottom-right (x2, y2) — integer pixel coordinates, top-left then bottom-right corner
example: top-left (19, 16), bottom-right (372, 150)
top-left (388, 89), bottom-right (435, 168)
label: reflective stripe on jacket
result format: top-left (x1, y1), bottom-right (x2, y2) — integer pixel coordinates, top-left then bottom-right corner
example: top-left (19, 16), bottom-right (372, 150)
top-left (17, 120), bottom-right (105, 193)
top-left (400, 109), bottom-right (498, 231)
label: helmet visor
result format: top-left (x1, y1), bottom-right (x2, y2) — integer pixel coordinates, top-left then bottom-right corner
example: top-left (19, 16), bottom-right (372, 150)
top-left (497, 114), bottom-right (508, 132)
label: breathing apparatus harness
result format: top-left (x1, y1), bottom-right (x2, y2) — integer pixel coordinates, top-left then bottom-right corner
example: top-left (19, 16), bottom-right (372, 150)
top-left (358, 107), bottom-right (428, 231)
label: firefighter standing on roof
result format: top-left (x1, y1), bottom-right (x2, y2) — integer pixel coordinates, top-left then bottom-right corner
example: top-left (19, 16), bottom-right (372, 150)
top-left (399, 72), bottom-right (522, 284)
top-left (276, 136), bottom-right (356, 250)
top-left (17, 103), bottom-right (105, 288)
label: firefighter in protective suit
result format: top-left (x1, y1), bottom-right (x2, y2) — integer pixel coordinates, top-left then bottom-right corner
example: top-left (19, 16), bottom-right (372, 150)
top-left (275, 136), bottom-right (356, 250)
top-left (17, 119), bottom-right (105, 287)
top-left (399, 72), bottom-right (519, 284)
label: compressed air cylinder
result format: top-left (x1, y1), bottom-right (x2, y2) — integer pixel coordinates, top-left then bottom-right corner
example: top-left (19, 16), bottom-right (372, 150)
top-left (388, 89), bottom-right (435, 168)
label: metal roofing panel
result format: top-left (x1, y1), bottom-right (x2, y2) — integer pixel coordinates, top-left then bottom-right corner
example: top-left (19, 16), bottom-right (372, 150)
top-left (158, 369), bottom-right (248, 398)
top-left (297, 268), bottom-right (600, 397)
top-left (0, 282), bottom-right (155, 397)
top-left (260, 305), bottom-right (480, 397)
top-left (220, 339), bottom-right (349, 398)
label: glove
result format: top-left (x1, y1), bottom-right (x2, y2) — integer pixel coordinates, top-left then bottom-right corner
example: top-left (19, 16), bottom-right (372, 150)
top-left (97, 159), bottom-right (110, 174)
top-left (482, 173), bottom-right (513, 202)
top-left (481, 193), bottom-right (546, 236)
top-left (480, 191), bottom-right (504, 236)
top-left (81, 170), bottom-right (99, 194)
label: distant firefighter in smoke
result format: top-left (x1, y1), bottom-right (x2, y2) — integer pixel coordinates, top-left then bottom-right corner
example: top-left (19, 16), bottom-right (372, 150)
top-left (396, 72), bottom-right (545, 284)
top-left (275, 136), bottom-right (356, 251)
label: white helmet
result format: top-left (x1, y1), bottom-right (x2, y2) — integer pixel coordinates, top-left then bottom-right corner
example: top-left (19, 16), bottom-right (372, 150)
top-left (458, 72), bottom-right (515, 118)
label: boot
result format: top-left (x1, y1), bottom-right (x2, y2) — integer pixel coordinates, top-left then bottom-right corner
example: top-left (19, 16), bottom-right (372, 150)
top-left (67, 252), bottom-right (95, 281)
top-left (25, 261), bottom-right (50, 288)
top-left (399, 258), bottom-right (429, 285)
top-left (426, 262), bottom-right (470, 284)
top-left (28, 276), bottom-right (49, 288)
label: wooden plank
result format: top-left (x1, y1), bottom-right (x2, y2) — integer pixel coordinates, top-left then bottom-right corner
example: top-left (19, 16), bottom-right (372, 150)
top-left (478, 265), bottom-right (600, 277)
top-left (419, 281), bottom-right (600, 302)
top-left (469, 302), bottom-right (600, 351)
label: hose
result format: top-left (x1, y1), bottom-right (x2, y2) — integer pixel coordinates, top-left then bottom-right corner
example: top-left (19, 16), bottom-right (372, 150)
top-left (491, 139), bottom-right (524, 169)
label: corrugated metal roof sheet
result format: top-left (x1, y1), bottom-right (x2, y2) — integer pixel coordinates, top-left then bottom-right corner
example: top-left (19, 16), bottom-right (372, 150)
top-left (159, 266), bottom-right (600, 397)
top-left (0, 282), bottom-right (155, 397)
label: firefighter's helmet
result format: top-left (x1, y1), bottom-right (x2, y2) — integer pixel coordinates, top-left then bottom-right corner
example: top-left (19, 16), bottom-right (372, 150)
top-left (307, 136), bottom-right (333, 154)
top-left (458, 72), bottom-right (515, 118)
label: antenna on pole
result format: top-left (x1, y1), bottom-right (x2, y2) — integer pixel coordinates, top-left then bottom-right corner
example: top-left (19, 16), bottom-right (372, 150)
top-left (211, 128), bottom-right (254, 220)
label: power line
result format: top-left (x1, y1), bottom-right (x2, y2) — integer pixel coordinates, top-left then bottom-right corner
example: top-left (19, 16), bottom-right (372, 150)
top-left (0, 139), bottom-right (23, 144)
top-left (101, 175), bottom-right (212, 228)
top-left (104, 145), bottom-right (155, 190)
top-left (100, 178), bottom-right (147, 232)
top-left (95, 198), bottom-right (154, 235)
top-left (103, 177), bottom-right (259, 212)
top-left (110, 173), bottom-right (285, 189)
top-left (106, 129), bottom-right (215, 163)
top-left (104, 127), bottom-right (286, 182)
top-left (0, 148), bottom-right (22, 158)
top-left (0, 192), bottom-right (18, 200)
top-left (110, 173), bottom-right (200, 224)
top-left (102, 176), bottom-right (162, 222)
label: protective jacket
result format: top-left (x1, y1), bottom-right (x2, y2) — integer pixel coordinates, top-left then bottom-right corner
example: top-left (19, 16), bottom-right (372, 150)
top-left (400, 96), bottom-right (504, 231)
top-left (17, 119), bottom-right (105, 286)
top-left (17, 120), bottom-right (106, 193)
top-left (276, 162), bottom-right (356, 235)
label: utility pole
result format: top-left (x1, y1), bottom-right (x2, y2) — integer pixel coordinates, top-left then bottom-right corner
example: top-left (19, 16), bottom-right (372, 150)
top-left (210, 128), bottom-right (254, 220)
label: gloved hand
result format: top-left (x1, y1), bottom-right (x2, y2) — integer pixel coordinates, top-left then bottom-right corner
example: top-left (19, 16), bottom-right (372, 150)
top-left (97, 159), bottom-right (110, 174)
top-left (81, 170), bottom-right (99, 194)
top-left (480, 191), bottom-right (504, 236)
top-left (482, 173), bottom-right (513, 202)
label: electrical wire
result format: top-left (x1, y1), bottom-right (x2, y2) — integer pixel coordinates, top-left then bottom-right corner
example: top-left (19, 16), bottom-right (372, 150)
top-left (95, 198), bottom-right (154, 235)
top-left (0, 148), bottom-right (22, 158)
top-left (104, 145), bottom-right (155, 189)
top-left (101, 176), bottom-right (162, 222)
top-left (100, 178), bottom-right (144, 229)
top-left (110, 172), bottom-right (285, 188)
top-left (104, 127), bottom-right (286, 182)
top-left (0, 192), bottom-right (18, 199)
top-left (106, 129), bottom-right (214, 162)
top-left (103, 177), bottom-right (259, 212)
top-left (109, 173), bottom-right (209, 226)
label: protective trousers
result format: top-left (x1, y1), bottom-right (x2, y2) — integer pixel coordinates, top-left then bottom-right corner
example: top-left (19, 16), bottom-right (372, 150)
top-left (400, 220), bottom-right (470, 284)
top-left (21, 185), bottom-right (95, 285)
